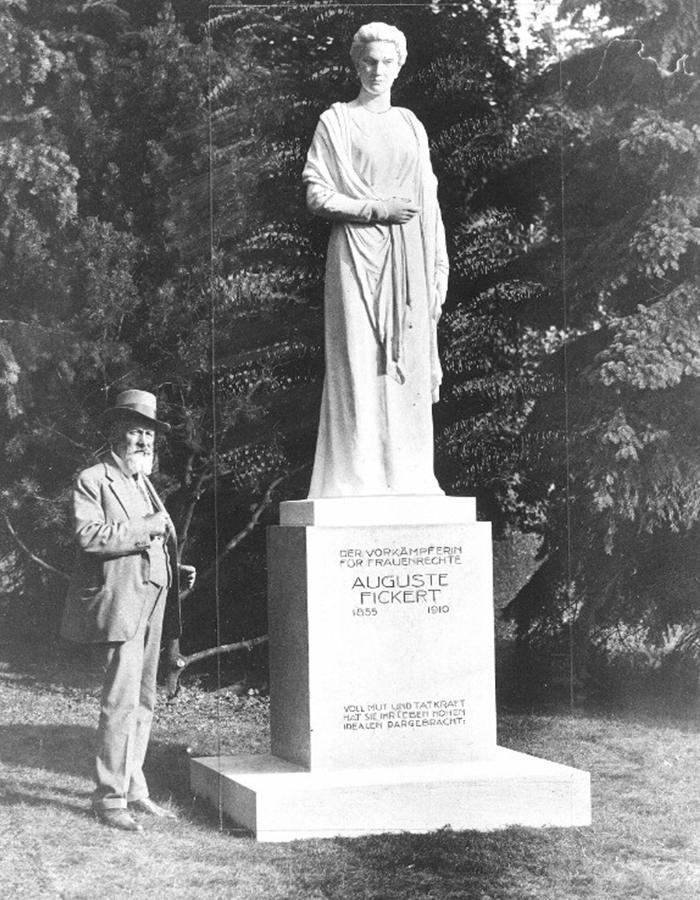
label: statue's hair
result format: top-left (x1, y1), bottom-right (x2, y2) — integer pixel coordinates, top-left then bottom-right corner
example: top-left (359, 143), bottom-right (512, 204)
top-left (350, 22), bottom-right (407, 67)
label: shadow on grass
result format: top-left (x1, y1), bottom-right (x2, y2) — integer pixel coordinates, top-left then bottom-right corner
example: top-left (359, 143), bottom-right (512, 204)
top-left (0, 724), bottom-right (213, 824)
top-left (0, 723), bottom-right (95, 820)
top-left (0, 723), bottom-right (95, 779)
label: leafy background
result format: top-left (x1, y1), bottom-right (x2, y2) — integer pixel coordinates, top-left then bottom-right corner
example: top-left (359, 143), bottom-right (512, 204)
top-left (1, 0), bottom-right (698, 702)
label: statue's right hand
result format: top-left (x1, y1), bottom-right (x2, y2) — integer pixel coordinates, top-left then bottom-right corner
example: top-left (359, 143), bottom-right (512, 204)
top-left (145, 511), bottom-right (169, 538)
top-left (383, 197), bottom-right (419, 224)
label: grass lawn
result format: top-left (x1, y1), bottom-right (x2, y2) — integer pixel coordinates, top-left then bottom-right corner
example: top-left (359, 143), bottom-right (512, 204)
top-left (0, 640), bottom-right (698, 900)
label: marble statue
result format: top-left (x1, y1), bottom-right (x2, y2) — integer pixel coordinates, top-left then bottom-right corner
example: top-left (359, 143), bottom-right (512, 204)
top-left (302, 22), bottom-right (449, 498)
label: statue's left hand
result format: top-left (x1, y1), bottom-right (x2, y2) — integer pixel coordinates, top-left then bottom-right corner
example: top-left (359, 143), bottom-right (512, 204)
top-left (179, 564), bottom-right (196, 590)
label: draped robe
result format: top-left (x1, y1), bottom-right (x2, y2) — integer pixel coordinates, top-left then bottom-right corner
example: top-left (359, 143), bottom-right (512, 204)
top-left (303, 102), bottom-right (449, 498)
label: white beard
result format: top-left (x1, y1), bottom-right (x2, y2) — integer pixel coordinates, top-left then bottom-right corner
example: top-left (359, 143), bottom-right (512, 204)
top-left (122, 450), bottom-right (154, 476)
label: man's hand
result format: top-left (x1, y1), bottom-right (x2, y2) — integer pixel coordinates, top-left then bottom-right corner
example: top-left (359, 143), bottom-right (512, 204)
top-left (144, 511), bottom-right (170, 538)
top-left (179, 564), bottom-right (196, 590)
top-left (384, 197), bottom-right (419, 224)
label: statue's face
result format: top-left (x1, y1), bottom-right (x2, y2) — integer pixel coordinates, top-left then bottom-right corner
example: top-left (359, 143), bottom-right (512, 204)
top-left (355, 40), bottom-right (401, 96)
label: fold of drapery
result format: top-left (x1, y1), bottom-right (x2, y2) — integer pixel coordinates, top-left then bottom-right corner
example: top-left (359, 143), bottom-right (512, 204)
top-left (401, 108), bottom-right (449, 401)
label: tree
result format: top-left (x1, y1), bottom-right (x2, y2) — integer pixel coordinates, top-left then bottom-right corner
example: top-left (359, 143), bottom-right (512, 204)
top-left (18, 0), bottom-right (698, 698)
top-left (168, 0), bottom-right (531, 652)
top-left (200, 0), bottom-right (530, 518)
top-left (2, 0), bottom-right (536, 661)
top-left (0, 1), bottom-right (148, 632)
top-left (498, 2), bottom-right (700, 687)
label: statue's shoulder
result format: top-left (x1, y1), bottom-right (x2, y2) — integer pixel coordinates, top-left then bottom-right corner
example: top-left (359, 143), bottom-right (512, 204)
top-left (319, 101), bottom-right (346, 122)
top-left (397, 108), bottom-right (429, 148)
top-left (397, 106), bottom-right (425, 128)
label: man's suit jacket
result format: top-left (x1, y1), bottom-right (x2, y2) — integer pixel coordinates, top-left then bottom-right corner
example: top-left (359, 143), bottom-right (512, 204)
top-left (60, 453), bottom-right (181, 644)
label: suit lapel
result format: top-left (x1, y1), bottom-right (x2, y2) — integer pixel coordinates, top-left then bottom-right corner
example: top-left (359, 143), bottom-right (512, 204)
top-left (104, 457), bottom-right (140, 520)
top-left (104, 456), bottom-right (179, 563)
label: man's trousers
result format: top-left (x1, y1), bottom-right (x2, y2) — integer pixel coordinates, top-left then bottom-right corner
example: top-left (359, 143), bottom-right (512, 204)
top-left (92, 584), bottom-right (165, 810)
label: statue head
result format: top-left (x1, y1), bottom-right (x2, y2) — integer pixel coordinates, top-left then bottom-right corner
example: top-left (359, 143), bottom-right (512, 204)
top-left (350, 22), bottom-right (407, 69)
top-left (350, 22), bottom-right (406, 98)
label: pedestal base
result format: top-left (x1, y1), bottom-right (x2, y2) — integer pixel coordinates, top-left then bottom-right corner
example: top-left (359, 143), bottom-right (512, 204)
top-left (190, 748), bottom-right (591, 842)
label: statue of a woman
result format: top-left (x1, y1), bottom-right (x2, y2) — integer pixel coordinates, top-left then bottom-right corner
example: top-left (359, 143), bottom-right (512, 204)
top-left (303, 22), bottom-right (449, 498)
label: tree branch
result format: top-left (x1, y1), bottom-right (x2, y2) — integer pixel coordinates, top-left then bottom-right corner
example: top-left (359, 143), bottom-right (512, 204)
top-left (177, 463), bottom-right (211, 557)
top-left (1, 513), bottom-right (70, 581)
top-left (221, 471), bottom-right (288, 556)
top-left (179, 469), bottom-right (294, 602)
top-left (45, 425), bottom-right (93, 454)
top-left (165, 634), bottom-right (269, 698)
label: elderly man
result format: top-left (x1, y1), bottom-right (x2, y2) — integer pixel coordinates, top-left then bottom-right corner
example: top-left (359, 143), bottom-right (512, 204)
top-left (61, 389), bottom-right (195, 832)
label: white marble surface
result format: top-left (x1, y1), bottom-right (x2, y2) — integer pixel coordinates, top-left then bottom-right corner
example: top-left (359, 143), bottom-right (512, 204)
top-left (191, 497), bottom-right (591, 840)
top-left (280, 496), bottom-right (476, 526)
top-left (191, 747), bottom-right (592, 841)
top-left (268, 521), bottom-right (496, 771)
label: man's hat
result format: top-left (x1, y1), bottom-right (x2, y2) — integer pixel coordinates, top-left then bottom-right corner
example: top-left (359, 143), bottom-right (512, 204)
top-left (102, 389), bottom-right (171, 433)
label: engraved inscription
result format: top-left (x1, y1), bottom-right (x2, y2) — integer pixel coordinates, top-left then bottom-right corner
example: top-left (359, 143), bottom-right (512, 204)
top-left (342, 699), bottom-right (467, 731)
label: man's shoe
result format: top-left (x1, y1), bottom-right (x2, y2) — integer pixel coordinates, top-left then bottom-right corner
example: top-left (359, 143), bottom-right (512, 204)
top-left (94, 808), bottom-right (143, 832)
top-left (129, 797), bottom-right (177, 819)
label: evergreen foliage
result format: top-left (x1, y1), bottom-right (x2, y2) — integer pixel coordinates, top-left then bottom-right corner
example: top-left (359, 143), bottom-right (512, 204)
top-left (501, 1), bottom-right (700, 679)
top-left (1, 0), bottom-right (698, 683)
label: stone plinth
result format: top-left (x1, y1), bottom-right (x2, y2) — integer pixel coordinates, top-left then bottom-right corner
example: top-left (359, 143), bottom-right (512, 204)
top-left (191, 497), bottom-right (591, 841)
top-left (191, 748), bottom-right (591, 842)
top-left (267, 514), bottom-right (495, 770)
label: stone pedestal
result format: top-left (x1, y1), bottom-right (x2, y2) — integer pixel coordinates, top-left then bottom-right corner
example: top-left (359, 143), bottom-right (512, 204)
top-left (191, 497), bottom-right (591, 841)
